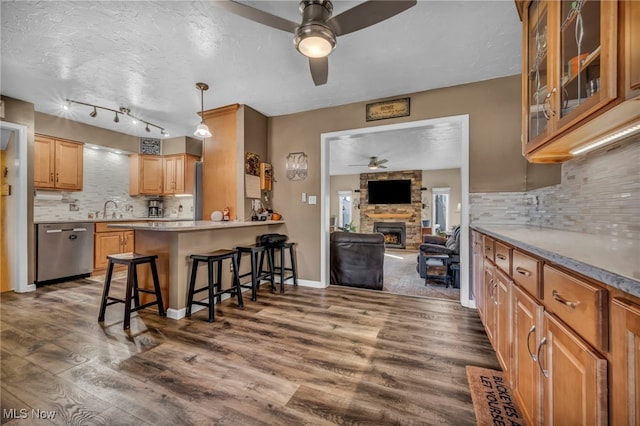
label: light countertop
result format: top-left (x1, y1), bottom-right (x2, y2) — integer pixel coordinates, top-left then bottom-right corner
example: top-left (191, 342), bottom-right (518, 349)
top-left (35, 217), bottom-right (193, 224)
top-left (472, 224), bottom-right (640, 298)
top-left (107, 219), bottom-right (285, 232)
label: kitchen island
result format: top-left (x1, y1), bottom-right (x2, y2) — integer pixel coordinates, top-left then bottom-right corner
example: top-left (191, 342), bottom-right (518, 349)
top-left (108, 220), bottom-right (286, 319)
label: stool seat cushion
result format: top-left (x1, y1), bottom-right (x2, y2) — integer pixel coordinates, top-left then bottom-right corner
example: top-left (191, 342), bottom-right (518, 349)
top-left (258, 233), bottom-right (288, 245)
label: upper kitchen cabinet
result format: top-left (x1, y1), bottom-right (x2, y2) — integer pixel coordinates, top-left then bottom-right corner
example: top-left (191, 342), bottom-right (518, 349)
top-left (34, 135), bottom-right (83, 190)
top-left (521, 0), bottom-right (640, 163)
top-left (129, 154), bottom-right (163, 195)
top-left (162, 154), bottom-right (198, 195)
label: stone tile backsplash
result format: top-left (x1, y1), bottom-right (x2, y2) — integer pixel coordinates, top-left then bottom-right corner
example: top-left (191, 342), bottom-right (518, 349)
top-left (471, 136), bottom-right (640, 240)
top-left (34, 149), bottom-right (194, 222)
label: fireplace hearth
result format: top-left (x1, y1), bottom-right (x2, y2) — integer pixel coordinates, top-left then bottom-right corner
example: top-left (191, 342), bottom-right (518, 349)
top-left (373, 222), bottom-right (406, 249)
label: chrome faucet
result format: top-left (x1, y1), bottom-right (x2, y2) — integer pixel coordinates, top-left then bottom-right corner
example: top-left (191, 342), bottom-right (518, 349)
top-left (103, 200), bottom-right (117, 219)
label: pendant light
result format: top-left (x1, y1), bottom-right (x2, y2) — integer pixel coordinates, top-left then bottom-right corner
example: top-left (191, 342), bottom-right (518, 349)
top-left (194, 82), bottom-right (212, 138)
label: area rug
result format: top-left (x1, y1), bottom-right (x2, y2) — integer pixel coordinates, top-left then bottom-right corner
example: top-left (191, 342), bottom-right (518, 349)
top-left (466, 366), bottom-right (527, 426)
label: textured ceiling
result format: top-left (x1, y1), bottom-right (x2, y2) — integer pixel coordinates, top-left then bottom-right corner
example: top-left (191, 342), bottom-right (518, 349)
top-left (1, 0), bottom-right (521, 171)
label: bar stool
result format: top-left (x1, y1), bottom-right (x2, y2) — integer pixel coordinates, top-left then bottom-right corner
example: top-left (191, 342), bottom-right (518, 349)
top-left (260, 240), bottom-right (298, 293)
top-left (186, 249), bottom-right (244, 322)
top-left (235, 243), bottom-right (275, 301)
top-left (98, 252), bottom-right (165, 330)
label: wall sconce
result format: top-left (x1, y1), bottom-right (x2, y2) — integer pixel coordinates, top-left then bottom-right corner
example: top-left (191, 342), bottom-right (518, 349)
top-left (285, 152), bottom-right (308, 181)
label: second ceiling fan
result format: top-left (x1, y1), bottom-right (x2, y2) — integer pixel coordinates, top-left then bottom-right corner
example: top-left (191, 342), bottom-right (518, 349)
top-left (216, 0), bottom-right (416, 86)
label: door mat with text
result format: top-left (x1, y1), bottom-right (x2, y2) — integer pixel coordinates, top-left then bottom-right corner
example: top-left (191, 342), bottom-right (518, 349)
top-left (465, 366), bottom-right (527, 426)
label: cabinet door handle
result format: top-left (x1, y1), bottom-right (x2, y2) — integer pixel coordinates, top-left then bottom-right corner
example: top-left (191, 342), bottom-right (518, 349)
top-left (50, 172), bottom-right (54, 182)
top-left (496, 254), bottom-right (507, 261)
top-left (526, 325), bottom-right (537, 361)
top-left (515, 266), bottom-right (532, 277)
top-left (552, 290), bottom-right (579, 309)
top-left (536, 337), bottom-right (548, 378)
top-left (492, 281), bottom-right (499, 305)
top-left (56, 173), bottom-right (59, 182)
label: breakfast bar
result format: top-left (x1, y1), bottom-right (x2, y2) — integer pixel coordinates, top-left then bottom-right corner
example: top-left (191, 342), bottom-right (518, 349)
top-left (108, 220), bottom-right (286, 319)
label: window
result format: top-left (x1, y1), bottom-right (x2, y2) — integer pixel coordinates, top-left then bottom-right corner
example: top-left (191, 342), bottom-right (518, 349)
top-left (432, 188), bottom-right (450, 234)
top-left (337, 191), bottom-right (352, 229)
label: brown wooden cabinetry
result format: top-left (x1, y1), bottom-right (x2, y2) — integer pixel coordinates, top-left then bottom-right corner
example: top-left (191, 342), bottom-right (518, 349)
top-left (474, 228), bottom-right (627, 424)
top-left (611, 297), bottom-right (640, 425)
top-left (93, 222), bottom-right (134, 273)
top-left (34, 135), bottom-right (83, 190)
top-left (512, 284), bottom-right (544, 426)
top-left (471, 231), bottom-right (484, 311)
top-left (520, 0), bottom-right (639, 162)
top-left (129, 155), bottom-right (163, 195)
top-left (542, 312), bottom-right (608, 425)
top-left (162, 154), bottom-right (198, 195)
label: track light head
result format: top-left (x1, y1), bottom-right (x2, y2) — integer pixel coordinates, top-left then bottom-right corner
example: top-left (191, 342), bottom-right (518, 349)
top-left (89, 107), bottom-right (97, 118)
top-left (114, 112), bottom-right (119, 123)
top-left (145, 123), bottom-right (150, 133)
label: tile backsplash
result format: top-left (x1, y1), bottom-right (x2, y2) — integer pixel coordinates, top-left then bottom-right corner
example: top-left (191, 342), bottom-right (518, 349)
top-left (34, 149), bottom-right (194, 222)
top-left (471, 136), bottom-right (640, 240)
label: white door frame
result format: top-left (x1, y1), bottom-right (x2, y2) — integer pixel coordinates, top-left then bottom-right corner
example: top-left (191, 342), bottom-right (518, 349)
top-left (320, 115), bottom-right (472, 308)
top-left (0, 121), bottom-right (34, 293)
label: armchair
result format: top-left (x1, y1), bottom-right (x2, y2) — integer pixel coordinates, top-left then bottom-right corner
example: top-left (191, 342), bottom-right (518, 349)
top-left (416, 225), bottom-right (460, 288)
top-left (330, 231), bottom-right (384, 290)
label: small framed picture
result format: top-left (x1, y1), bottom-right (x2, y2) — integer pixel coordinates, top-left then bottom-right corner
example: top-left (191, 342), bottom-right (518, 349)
top-left (260, 162), bottom-right (272, 191)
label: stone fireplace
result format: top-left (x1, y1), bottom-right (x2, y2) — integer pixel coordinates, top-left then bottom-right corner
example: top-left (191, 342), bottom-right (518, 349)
top-left (359, 170), bottom-right (423, 249)
top-left (374, 222), bottom-right (406, 249)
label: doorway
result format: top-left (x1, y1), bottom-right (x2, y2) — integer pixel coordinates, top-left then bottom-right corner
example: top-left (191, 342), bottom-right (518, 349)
top-left (320, 115), bottom-right (471, 308)
top-left (0, 121), bottom-right (33, 293)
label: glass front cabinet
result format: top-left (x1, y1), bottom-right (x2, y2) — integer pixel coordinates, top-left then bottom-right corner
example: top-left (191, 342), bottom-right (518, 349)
top-left (522, 0), bottom-right (618, 161)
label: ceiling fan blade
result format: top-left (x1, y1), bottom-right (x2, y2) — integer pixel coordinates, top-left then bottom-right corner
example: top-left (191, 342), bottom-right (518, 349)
top-left (328, 1), bottom-right (417, 36)
top-left (215, 1), bottom-right (298, 33)
top-left (309, 57), bottom-right (328, 86)
top-left (376, 159), bottom-right (389, 165)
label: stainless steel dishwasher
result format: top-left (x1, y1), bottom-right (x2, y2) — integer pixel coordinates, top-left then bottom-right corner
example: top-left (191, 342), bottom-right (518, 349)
top-left (36, 222), bottom-right (94, 283)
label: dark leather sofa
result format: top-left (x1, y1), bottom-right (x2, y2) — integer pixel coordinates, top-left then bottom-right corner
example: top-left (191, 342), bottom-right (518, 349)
top-left (416, 225), bottom-right (461, 287)
top-left (330, 231), bottom-right (384, 290)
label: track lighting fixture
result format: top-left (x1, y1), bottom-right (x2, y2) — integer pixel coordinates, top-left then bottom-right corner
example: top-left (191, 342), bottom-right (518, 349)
top-left (194, 82), bottom-right (212, 138)
top-left (64, 99), bottom-right (167, 136)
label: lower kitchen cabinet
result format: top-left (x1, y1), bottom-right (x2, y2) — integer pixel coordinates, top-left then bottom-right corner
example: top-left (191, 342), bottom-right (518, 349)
top-left (93, 223), bottom-right (134, 273)
top-left (611, 297), bottom-right (640, 425)
top-left (511, 284), bottom-right (544, 426)
top-left (542, 312), bottom-right (608, 425)
top-left (472, 229), bottom-right (626, 424)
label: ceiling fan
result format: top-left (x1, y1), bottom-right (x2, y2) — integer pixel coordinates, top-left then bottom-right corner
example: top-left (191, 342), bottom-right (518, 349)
top-left (215, 0), bottom-right (417, 86)
top-left (350, 156), bottom-right (389, 169)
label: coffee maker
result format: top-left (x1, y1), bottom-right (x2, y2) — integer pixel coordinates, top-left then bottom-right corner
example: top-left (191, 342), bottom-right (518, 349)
top-left (148, 199), bottom-right (163, 218)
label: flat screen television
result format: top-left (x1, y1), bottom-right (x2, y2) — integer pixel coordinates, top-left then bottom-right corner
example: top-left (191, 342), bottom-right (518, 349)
top-left (367, 179), bottom-right (412, 204)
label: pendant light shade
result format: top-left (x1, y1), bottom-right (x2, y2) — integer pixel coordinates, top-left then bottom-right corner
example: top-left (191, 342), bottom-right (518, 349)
top-left (194, 82), bottom-right (212, 138)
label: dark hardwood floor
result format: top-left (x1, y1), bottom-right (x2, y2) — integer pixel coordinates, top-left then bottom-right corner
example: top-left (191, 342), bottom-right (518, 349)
top-left (1, 278), bottom-right (499, 425)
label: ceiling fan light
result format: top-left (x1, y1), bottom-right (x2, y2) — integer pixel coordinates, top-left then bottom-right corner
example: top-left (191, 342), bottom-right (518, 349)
top-left (194, 122), bottom-right (212, 138)
top-left (89, 106), bottom-right (97, 118)
top-left (294, 24), bottom-right (335, 58)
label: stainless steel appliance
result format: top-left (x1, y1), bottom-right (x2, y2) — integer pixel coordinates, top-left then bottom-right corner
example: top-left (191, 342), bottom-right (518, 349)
top-left (194, 161), bottom-right (203, 220)
top-left (148, 199), bottom-right (163, 217)
top-left (36, 222), bottom-right (94, 283)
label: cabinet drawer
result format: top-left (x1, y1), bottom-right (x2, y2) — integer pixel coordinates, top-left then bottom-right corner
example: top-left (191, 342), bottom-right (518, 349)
top-left (513, 250), bottom-right (541, 299)
top-left (494, 241), bottom-right (511, 275)
top-left (543, 265), bottom-right (608, 352)
top-left (483, 236), bottom-right (495, 262)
